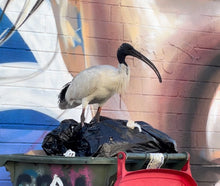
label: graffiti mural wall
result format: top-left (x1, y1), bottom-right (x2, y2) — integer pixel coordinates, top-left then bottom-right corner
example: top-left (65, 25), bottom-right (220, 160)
top-left (0, 0), bottom-right (219, 185)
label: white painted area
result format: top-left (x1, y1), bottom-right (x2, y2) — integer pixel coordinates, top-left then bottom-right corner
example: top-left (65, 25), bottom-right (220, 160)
top-left (206, 84), bottom-right (220, 161)
top-left (215, 180), bottom-right (220, 186)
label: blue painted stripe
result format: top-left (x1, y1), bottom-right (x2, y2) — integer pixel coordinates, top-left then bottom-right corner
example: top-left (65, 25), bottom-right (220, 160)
top-left (0, 180), bottom-right (12, 186)
top-left (0, 129), bottom-right (49, 143)
top-left (0, 143), bottom-right (43, 154)
top-left (0, 109), bottom-right (59, 129)
top-left (0, 124), bottom-right (57, 131)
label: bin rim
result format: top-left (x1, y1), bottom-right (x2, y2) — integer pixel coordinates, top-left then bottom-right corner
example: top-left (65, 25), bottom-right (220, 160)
top-left (0, 154), bottom-right (117, 166)
top-left (0, 152), bottom-right (188, 167)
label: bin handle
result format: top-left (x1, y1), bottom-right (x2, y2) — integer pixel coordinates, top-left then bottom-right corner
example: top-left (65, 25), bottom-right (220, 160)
top-left (116, 151), bottom-right (193, 179)
top-left (125, 152), bottom-right (188, 161)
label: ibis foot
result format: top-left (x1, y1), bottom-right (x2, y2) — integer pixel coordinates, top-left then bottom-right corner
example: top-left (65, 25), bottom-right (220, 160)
top-left (90, 117), bottom-right (100, 124)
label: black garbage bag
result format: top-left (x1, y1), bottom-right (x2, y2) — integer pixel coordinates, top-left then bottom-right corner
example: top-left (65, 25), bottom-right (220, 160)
top-left (42, 116), bottom-right (177, 157)
top-left (42, 119), bottom-right (89, 156)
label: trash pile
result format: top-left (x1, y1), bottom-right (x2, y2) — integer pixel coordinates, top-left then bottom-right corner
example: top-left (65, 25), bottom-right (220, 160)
top-left (42, 116), bottom-right (177, 157)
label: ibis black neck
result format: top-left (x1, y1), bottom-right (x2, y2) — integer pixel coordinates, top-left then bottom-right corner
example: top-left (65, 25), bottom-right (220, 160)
top-left (117, 48), bottom-right (128, 66)
top-left (117, 57), bottom-right (128, 66)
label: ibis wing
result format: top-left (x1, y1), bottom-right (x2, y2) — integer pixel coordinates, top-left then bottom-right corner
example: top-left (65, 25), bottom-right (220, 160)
top-left (65, 66), bottom-right (110, 101)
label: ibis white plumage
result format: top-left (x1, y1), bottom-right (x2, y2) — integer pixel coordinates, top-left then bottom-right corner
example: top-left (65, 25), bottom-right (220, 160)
top-left (58, 43), bottom-right (162, 125)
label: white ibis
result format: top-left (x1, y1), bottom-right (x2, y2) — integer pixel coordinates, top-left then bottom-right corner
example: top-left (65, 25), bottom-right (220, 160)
top-left (58, 43), bottom-right (162, 125)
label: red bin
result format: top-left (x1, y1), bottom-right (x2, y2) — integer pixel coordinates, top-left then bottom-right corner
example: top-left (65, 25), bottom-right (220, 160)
top-left (114, 152), bottom-right (197, 186)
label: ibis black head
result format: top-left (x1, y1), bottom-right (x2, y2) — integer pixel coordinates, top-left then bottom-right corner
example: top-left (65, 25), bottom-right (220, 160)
top-left (117, 43), bottom-right (162, 83)
top-left (117, 43), bottom-right (135, 64)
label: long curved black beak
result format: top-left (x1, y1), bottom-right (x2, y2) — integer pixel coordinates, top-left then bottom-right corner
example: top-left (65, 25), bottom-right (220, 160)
top-left (130, 49), bottom-right (162, 83)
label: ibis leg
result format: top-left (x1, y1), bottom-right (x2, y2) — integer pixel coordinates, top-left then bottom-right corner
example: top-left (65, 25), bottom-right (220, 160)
top-left (90, 106), bottom-right (102, 124)
top-left (80, 108), bottom-right (85, 126)
top-left (95, 106), bottom-right (102, 122)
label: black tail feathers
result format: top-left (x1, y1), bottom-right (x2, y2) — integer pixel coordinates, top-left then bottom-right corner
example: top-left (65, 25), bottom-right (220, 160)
top-left (58, 82), bottom-right (71, 108)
